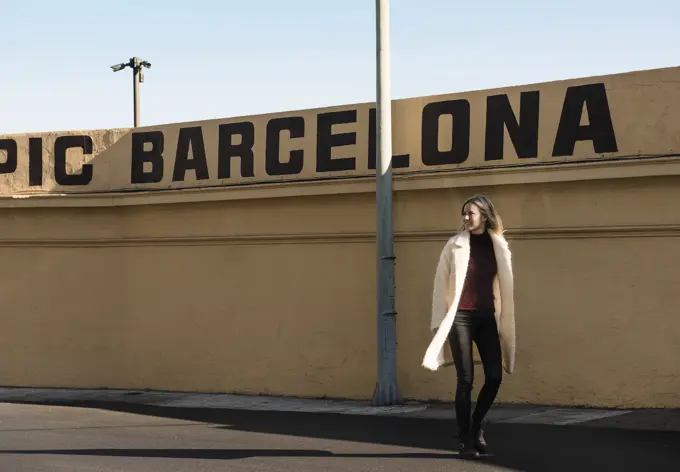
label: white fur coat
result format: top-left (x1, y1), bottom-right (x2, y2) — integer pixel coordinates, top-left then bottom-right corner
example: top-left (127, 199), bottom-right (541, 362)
top-left (422, 230), bottom-right (516, 374)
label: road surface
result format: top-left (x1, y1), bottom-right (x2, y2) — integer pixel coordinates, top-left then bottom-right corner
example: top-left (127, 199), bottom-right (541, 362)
top-left (1, 402), bottom-right (678, 471)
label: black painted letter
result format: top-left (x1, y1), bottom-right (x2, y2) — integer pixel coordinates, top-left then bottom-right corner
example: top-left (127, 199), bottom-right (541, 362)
top-left (172, 127), bottom-right (210, 182)
top-left (552, 83), bottom-right (618, 157)
top-left (131, 131), bottom-right (164, 184)
top-left (421, 100), bottom-right (470, 166)
top-left (368, 108), bottom-right (410, 169)
top-left (29, 137), bottom-right (43, 186)
top-left (54, 135), bottom-right (93, 186)
top-left (266, 117), bottom-right (304, 176)
top-left (0, 139), bottom-right (17, 175)
top-left (485, 91), bottom-right (540, 161)
top-left (218, 122), bottom-right (255, 179)
top-left (316, 110), bottom-right (357, 172)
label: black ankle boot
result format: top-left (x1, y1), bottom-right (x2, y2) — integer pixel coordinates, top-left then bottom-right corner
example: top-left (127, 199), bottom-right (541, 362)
top-left (459, 432), bottom-right (479, 459)
top-left (471, 418), bottom-right (487, 454)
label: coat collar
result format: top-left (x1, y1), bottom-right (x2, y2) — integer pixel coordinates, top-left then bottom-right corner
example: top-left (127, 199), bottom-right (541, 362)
top-left (451, 230), bottom-right (469, 248)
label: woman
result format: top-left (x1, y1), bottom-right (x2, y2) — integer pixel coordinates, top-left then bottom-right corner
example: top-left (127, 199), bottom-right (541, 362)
top-left (422, 195), bottom-right (516, 458)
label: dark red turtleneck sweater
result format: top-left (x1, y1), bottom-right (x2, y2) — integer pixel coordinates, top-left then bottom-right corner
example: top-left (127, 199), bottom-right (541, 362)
top-left (458, 231), bottom-right (497, 313)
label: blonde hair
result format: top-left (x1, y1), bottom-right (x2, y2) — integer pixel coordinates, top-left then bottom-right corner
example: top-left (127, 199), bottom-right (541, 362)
top-left (460, 195), bottom-right (504, 235)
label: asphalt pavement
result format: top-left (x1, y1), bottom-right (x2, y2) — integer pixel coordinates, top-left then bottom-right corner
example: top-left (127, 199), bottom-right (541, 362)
top-left (1, 400), bottom-right (678, 471)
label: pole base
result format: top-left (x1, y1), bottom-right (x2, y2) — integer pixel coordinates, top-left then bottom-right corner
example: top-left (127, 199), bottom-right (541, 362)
top-left (371, 380), bottom-right (403, 406)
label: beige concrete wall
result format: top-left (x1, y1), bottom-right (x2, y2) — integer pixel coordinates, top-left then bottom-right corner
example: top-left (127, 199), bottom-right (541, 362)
top-left (1, 67), bottom-right (679, 408)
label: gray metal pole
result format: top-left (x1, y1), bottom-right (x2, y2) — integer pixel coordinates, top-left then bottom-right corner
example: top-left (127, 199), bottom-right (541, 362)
top-left (132, 57), bottom-right (140, 128)
top-left (371, 0), bottom-right (402, 407)
top-left (112, 57), bottom-right (150, 128)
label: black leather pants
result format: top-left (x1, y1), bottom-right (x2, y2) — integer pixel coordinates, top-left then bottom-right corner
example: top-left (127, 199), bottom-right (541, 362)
top-left (447, 309), bottom-right (503, 435)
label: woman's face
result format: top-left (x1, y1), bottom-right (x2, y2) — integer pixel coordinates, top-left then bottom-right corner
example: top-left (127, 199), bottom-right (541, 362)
top-left (462, 202), bottom-right (485, 234)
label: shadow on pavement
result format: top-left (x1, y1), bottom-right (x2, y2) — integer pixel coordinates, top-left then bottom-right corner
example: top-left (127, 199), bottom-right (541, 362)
top-left (5, 400), bottom-right (680, 471)
top-left (0, 448), bottom-right (461, 460)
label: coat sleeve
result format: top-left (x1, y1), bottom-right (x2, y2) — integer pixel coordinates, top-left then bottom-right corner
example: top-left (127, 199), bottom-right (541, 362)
top-left (431, 242), bottom-right (453, 332)
top-left (498, 239), bottom-right (516, 374)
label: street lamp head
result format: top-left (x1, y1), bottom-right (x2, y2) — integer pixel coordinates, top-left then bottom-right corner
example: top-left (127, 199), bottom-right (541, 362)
top-left (111, 63), bottom-right (127, 72)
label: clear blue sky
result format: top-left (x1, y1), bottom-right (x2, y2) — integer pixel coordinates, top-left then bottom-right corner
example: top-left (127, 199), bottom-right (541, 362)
top-left (2, 0), bottom-right (678, 134)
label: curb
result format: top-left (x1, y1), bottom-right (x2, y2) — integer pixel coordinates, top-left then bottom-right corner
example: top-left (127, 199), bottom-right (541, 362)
top-left (0, 387), bottom-right (647, 428)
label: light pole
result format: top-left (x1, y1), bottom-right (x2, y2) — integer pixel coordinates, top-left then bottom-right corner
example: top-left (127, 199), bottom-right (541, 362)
top-left (111, 57), bottom-right (151, 127)
top-left (371, 0), bottom-right (402, 407)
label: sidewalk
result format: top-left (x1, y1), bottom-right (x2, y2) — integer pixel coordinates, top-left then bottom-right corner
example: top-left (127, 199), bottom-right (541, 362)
top-left (2, 387), bottom-right (679, 432)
